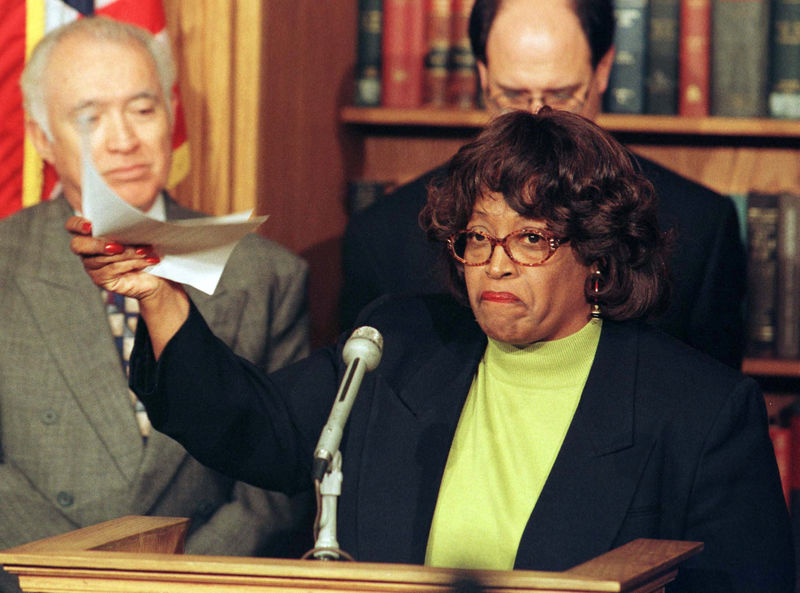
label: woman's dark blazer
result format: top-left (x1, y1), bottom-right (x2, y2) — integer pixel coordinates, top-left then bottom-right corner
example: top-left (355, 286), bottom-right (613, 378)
top-left (132, 294), bottom-right (793, 592)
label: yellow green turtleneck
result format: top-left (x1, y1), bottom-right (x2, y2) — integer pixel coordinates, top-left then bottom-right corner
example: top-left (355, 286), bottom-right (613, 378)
top-left (425, 319), bottom-right (602, 570)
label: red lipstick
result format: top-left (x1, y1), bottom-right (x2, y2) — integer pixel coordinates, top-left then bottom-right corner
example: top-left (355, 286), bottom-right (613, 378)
top-left (481, 291), bottom-right (520, 303)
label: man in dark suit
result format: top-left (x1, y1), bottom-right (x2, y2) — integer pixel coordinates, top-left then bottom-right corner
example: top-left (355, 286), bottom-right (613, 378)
top-left (0, 17), bottom-right (311, 592)
top-left (341, 0), bottom-right (746, 369)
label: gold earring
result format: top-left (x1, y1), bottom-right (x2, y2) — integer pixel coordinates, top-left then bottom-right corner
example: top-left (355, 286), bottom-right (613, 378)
top-left (590, 269), bottom-right (603, 319)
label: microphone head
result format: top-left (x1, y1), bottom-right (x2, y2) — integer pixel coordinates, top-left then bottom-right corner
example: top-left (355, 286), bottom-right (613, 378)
top-left (343, 326), bottom-right (383, 370)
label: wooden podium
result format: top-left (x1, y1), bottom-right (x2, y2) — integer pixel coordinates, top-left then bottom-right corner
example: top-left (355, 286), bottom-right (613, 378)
top-left (0, 516), bottom-right (701, 593)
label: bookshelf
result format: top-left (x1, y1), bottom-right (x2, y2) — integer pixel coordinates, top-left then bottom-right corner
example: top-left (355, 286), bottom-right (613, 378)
top-left (340, 106), bottom-right (800, 389)
top-left (744, 358), bottom-right (800, 379)
top-left (341, 108), bottom-right (800, 194)
top-left (342, 107), bottom-right (800, 137)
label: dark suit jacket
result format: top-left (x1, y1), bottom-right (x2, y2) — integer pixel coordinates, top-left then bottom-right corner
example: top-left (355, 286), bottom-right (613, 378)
top-left (341, 157), bottom-right (746, 368)
top-left (133, 294), bottom-right (792, 592)
top-left (0, 196), bottom-right (313, 592)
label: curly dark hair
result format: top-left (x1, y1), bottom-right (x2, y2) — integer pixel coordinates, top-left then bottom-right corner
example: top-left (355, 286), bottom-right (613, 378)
top-left (419, 109), bottom-right (672, 321)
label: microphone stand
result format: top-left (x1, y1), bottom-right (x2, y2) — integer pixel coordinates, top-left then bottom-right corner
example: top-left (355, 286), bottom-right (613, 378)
top-left (312, 451), bottom-right (343, 560)
top-left (304, 326), bottom-right (383, 562)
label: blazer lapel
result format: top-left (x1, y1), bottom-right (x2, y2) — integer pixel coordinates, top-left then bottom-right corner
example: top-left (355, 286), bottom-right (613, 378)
top-left (515, 321), bottom-right (655, 570)
top-left (348, 316), bottom-right (487, 564)
top-left (14, 197), bottom-right (191, 500)
top-left (15, 200), bottom-right (144, 482)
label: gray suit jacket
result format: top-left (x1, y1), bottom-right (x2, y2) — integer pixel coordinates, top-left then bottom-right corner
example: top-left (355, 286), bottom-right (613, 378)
top-left (0, 196), bottom-right (312, 590)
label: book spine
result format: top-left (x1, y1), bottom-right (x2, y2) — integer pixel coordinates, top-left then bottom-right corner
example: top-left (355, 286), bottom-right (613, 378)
top-left (446, 0), bottom-right (478, 109)
top-left (770, 422), bottom-right (792, 508)
top-left (745, 193), bottom-right (780, 357)
top-left (776, 193), bottom-right (800, 359)
top-left (605, 0), bottom-right (648, 114)
top-left (354, 0), bottom-right (383, 107)
top-left (380, 0), bottom-right (406, 107)
top-left (710, 0), bottom-right (770, 117)
top-left (769, 0), bottom-right (800, 118)
top-left (382, 0), bottom-right (426, 107)
top-left (407, 0), bottom-right (427, 106)
top-left (678, 0), bottom-right (711, 116)
top-left (424, 0), bottom-right (453, 107)
top-left (646, 0), bottom-right (680, 114)
top-left (728, 192), bottom-right (749, 246)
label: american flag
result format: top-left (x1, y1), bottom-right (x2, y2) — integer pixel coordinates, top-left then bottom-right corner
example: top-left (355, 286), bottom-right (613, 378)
top-left (0, 0), bottom-right (189, 218)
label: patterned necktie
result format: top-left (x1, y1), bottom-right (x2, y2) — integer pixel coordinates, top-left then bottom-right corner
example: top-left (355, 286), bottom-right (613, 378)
top-left (104, 290), bottom-right (151, 439)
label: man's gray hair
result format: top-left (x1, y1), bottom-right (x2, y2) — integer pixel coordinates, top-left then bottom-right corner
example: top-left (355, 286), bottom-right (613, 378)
top-left (20, 16), bottom-right (177, 139)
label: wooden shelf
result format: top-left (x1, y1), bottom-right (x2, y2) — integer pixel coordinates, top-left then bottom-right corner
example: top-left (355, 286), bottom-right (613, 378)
top-left (340, 106), bottom-right (800, 138)
top-left (742, 358), bottom-right (800, 378)
top-left (599, 114), bottom-right (800, 138)
top-left (341, 106), bottom-right (489, 128)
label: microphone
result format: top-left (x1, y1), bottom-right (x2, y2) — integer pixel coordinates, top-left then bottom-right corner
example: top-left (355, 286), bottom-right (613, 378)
top-left (311, 326), bottom-right (383, 481)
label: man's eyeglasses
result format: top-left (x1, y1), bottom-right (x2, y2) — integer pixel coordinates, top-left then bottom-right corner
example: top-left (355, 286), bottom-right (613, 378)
top-left (485, 80), bottom-right (591, 113)
top-left (448, 228), bottom-right (566, 267)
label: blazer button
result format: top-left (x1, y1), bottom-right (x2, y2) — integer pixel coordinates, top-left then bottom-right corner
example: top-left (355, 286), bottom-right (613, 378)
top-left (56, 491), bottom-right (74, 507)
top-left (197, 501), bottom-right (215, 519)
top-left (41, 409), bottom-right (58, 425)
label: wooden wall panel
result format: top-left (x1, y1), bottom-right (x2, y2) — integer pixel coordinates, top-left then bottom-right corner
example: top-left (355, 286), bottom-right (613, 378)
top-left (162, 1), bottom-right (358, 346)
top-left (257, 2), bottom-right (358, 346)
top-left (162, 0), bottom-right (263, 215)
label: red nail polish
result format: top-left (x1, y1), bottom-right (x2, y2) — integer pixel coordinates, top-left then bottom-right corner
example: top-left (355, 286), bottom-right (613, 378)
top-left (145, 256), bottom-right (160, 264)
top-left (135, 247), bottom-right (148, 256)
top-left (104, 242), bottom-right (124, 255)
top-left (81, 221), bottom-right (92, 234)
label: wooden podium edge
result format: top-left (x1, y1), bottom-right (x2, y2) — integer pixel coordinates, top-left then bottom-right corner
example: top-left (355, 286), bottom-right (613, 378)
top-left (0, 516), bottom-right (703, 593)
top-left (2, 516), bottom-right (190, 555)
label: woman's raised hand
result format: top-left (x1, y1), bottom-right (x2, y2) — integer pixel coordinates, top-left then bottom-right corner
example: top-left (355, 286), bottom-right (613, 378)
top-left (66, 215), bottom-right (190, 358)
top-left (66, 215), bottom-right (165, 300)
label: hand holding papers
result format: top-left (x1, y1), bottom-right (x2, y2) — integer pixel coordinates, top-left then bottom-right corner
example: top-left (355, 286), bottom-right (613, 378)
top-left (81, 155), bottom-right (266, 295)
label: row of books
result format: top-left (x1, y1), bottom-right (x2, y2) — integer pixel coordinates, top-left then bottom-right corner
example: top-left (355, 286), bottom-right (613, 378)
top-left (607, 0), bottom-right (800, 118)
top-left (739, 192), bottom-right (800, 360)
top-left (354, 0), bottom-right (480, 109)
top-left (355, 0), bottom-right (800, 118)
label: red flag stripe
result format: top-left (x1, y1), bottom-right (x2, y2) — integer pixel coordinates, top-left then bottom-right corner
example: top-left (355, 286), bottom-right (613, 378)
top-left (96, 0), bottom-right (167, 34)
top-left (0, 2), bottom-right (27, 217)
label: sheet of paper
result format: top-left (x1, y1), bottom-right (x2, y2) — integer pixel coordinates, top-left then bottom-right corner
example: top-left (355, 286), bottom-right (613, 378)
top-left (81, 155), bottom-right (267, 295)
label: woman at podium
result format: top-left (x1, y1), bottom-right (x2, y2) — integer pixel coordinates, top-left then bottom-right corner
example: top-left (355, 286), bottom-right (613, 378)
top-left (69, 109), bottom-right (793, 592)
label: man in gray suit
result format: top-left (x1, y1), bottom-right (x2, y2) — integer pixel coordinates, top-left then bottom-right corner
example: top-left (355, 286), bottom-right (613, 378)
top-left (0, 17), bottom-right (312, 591)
